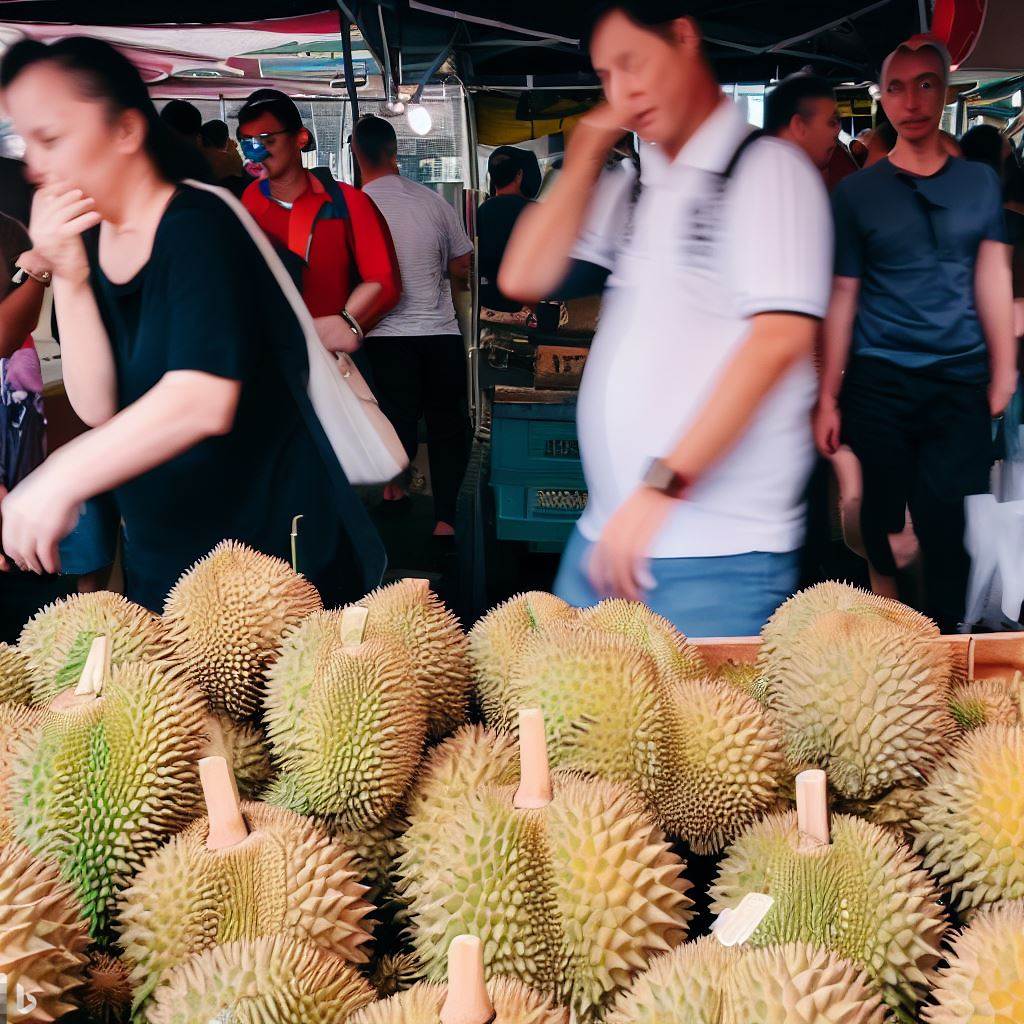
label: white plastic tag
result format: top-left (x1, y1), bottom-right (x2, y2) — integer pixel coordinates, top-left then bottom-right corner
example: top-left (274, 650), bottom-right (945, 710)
top-left (340, 606), bottom-right (369, 647)
top-left (712, 893), bottom-right (774, 947)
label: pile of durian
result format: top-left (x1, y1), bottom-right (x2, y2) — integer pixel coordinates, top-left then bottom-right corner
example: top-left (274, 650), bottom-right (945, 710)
top-left (1, 541), bottom-right (1021, 1024)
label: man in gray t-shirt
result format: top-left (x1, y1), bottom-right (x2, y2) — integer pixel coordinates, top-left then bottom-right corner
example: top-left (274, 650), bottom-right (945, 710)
top-left (355, 115), bottom-right (473, 537)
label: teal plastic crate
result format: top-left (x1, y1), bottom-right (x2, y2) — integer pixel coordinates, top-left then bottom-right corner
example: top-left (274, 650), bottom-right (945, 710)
top-left (489, 399), bottom-right (586, 546)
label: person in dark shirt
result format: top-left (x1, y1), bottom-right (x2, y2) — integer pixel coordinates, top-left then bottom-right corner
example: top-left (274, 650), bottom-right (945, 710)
top-left (815, 35), bottom-right (1018, 631)
top-left (478, 145), bottom-right (540, 312)
top-left (0, 36), bottom-right (385, 611)
top-left (159, 98), bottom-right (203, 146)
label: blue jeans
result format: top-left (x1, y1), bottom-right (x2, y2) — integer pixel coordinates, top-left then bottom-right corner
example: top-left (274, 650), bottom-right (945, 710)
top-left (554, 526), bottom-right (800, 638)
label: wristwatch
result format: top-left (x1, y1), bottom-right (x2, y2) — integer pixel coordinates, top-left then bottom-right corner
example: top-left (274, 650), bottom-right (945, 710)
top-left (339, 308), bottom-right (364, 343)
top-left (641, 457), bottom-right (690, 500)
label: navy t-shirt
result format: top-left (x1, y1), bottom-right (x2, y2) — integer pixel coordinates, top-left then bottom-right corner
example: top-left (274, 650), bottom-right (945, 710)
top-left (832, 156), bottom-right (1006, 382)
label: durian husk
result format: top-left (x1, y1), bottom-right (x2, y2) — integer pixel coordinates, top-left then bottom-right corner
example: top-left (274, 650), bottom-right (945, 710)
top-left (711, 810), bottom-right (947, 1019)
top-left (0, 841), bottom-right (90, 1022)
top-left (200, 713), bottom-right (276, 800)
top-left (265, 628), bottom-right (426, 829)
top-left (0, 642), bottom-right (32, 704)
top-left (354, 577), bottom-right (471, 739)
top-left (716, 659), bottom-right (771, 705)
top-left (399, 771), bottom-right (693, 1022)
top-left (143, 934), bottom-right (377, 1024)
top-left (468, 591), bottom-right (577, 725)
top-left (912, 724), bottom-right (1024, 914)
top-left (365, 951), bottom-right (425, 998)
top-left (18, 591), bottom-right (169, 706)
top-left (948, 677), bottom-right (1021, 732)
top-left (81, 949), bottom-right (134, 1024)
top-left (923, 899), bottom-right (1024, 1024)
top-left (0, 702), bottom-right (45, 843)
top-left (9, 662), bottom-right (207, 940)
top-left (117, 800), bottom-right (375, 1008)
top-left (162, 540), bottom-right (323, 721)
top-left (350, 975), bottom-right (570, 1024)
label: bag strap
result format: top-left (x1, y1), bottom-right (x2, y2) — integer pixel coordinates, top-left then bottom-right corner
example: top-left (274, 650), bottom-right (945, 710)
top-left (309, 166), bottom-right (360, 285)
top-left (720, 127), bottom-right (769, 183)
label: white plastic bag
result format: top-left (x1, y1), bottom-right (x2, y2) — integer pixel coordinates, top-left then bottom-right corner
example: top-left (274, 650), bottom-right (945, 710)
top-left (186, 180), bottom-right (408, 486)
top-left (964, 493), bottom-right (1024, 629)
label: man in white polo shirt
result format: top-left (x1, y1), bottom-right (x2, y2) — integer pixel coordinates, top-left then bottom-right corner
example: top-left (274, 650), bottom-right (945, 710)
top-left (500, 0), bottom-right (832, 636)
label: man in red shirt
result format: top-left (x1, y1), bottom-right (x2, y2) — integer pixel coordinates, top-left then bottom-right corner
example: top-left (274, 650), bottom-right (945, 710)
top-left (237, 89), bottom-right (401, 354)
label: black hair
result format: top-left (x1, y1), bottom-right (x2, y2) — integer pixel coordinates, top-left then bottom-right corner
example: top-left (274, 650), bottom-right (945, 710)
top-left (352, 114), bottom-right (398, 167)
top-left (0, 36), bottom-right (211, 184)
top-left (237, 88), bottom-right (304, 134)
top-left (581, 0), bottom-right (692, 53)
top-left (960, 124), bottom-right (1004, 176)
top-left (489, 148), bottom-right (524, 191)
top-left (200, 118), bottom-right (229, 149)
top-left (1005, 153), bottom-right (1024, 204)
top-left (160, 98), bottom-right (202, 138)
top-left (764, 73), bottom-right (835, 135)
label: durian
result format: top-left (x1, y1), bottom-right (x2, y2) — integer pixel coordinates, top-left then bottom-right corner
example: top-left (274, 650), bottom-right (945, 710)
top-left (162, 540), bottom-right (322, 721)
top-left (717, 659), bottom-right (770, 705)
top-left (0, 642), bottom-right (31, 704)
top-left (144, 934), bottom-right (376, 1024)
top-left (710, 810), bottom-right (946, 1018)
top-left (265, 624), bottom-right (425, 828)
top-left (9, 662), bottom-right (206, 939)
top-left (948, 678), bottom-right (1020, 731)
top-left (759, 610), bottom-right (955, 800)
top-left (18, 591), bottom-right (168, 705)
top-left (576, 600), bottom-right (707, 683)
top-left (201, 713), bottom-right (275, 800)
top-left (912, 725), bottom-right (1024, 913)
top-left (366, 951), bottom-right (425, 998)
top-left (0, 701), bottom-right (44, 842)
top-left (398, 712), bottom-right (693, 1022)
top-left (117, 798), bottom-right (375, 1006)
top-left (81, 950), bottom-right (134, 1024)
top-left (469, 591), bottom-right (576, 725)
top-left (0, 841), bottom-right (90, 1022)
top-left (923, 899), bottom-right (1024, 1024)
top-left (354, 577), bottom-right (471, 738)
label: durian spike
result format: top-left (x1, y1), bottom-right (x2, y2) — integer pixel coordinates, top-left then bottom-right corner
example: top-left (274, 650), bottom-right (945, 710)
top-left (440, 935), bottom-right (496, 1024)
top-left (199, 755), bottom-right (248, 850)
top-left (513, 708), bottom-right (552, 810)
top-left (795, 768), bottom-right (831, 851)
top-left (340, 606), bottom-right (370, 648)
top-left (74, 634), bottom-right (111, 696)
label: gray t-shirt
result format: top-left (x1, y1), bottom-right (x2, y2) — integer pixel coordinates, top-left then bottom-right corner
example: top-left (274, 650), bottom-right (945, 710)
top-left (362, 174), bottom-right (473, 337)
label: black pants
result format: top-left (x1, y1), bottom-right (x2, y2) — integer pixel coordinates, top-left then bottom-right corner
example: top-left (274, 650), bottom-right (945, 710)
top-left (364, 333), bottom-right (471, 526)
top-left (840, 357), bottom-right (992, 633)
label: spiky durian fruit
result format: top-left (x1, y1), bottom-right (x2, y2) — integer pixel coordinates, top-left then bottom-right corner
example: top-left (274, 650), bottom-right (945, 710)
top-left (329, 813), bottom-right (409, 906)
top-left (723, 944), bottom-right (887, 1024)
top-left (366, 951), bottom-right (425, 998)
top-left (354, 578), bottom-right (471, 739)
top-left (717, 660), bottom-right (770, 705)
top-left (201, 714), bottom-right (275, 800)
top-left (0, 702), bottom-right (44, 842)
top-left (265, 626), bottom-right (425, 829)
top-left (162, 540), bottom-right (323, 721)
top-left (923, 900), bottom-right (1024, 1024)
top-left (81, 950), bottom-right (134, 1024)
top-left (0, 642), bottom-right (31, 704)
top-left (605, 935), bottom-right (737, 1023)
top-left (18, 591), bottom-right (169, 706)
top-left (8, 662), bottom-right (206, 940)
top-left (576, 600), bottom-right (707, 683)
top-left (117, 800), bottom-right (375, 1006)
top-left (350, 975), bottom-right (569, 1024)
top-left (398, 772), bottom-right (693, 1022)
top-left (144, 935), bottom-right (376, 1024)
top-left (948, 678), bottom-right (1020, 732)
top-left (760, 611), bottom-right (955, 801)
top-left (0, 842), bottom-right (90, 1022)
top-left (710, 810), bottom-right (946, 1019)
top-left (912, 725), bottom-right (1024, 914)
top-left (469, 592), bottom-right (576, 726)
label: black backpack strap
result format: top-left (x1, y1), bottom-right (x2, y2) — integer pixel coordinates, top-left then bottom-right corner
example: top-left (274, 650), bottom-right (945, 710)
top-left (310, 165), bottom-right (350, 218)
top-left (720, 127), bottom-right (769, 183)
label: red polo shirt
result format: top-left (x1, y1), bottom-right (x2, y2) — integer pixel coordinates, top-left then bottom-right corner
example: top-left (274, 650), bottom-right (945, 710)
top-left (242, 171), bottom-right (401, 322)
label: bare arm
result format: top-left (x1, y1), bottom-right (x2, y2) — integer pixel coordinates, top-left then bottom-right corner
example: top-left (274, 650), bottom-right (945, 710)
top-left (812, 275), bottom-right (859, 455)
top-left (499, 107), bottom-right (624, 303)
top-left (448, 252), bottom-right (472, 292)
top-left (975, 239), bottom-right (1019, 414)
top-left (0, 279), bottom-right (43, 359)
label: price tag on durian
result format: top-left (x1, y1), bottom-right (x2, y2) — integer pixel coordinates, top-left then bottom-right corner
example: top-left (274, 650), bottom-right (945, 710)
top-left (712, 893), bottom-right (774, 947)
top-left (340, 606), bottom-right (369, 647)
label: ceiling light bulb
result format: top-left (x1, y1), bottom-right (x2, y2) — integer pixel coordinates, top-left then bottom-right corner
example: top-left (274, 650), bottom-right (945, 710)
top-left (406, 103), bottom-right (433, 136)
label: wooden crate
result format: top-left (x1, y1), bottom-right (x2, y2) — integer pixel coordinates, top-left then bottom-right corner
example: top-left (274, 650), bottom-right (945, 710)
top-left (693, 632), bottom-right (1024, 682)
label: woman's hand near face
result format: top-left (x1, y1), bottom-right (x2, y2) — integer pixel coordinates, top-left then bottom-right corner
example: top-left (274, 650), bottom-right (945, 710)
top-left (28, 186), bottom-right (101, 285)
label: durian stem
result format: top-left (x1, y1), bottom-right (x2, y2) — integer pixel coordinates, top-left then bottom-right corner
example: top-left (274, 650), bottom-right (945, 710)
top-left (340, 606), bottom-right (370, 648)
top-left (514, 708), bottom-right (553, 810)
top-left (440, 935), bottom-right (496, 1024)
top-left (795, 769), bottom-right (831, 850)
top-left (199, 756), bottom-right (248, 850)
top-left (74, 634), bottom-right (111, 696)
top-left (290, 514), bottom-right (303, 574)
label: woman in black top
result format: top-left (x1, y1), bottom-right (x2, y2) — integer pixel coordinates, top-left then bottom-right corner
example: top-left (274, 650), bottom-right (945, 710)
top-left (0, 37), bottom-right (384, 612)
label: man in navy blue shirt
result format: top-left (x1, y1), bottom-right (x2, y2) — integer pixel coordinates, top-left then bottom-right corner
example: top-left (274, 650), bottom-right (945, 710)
top-left (815, 35), bottom-right (1018, 632)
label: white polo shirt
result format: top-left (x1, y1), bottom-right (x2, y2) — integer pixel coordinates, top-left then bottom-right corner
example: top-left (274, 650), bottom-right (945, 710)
top-left (573, 99), bottom-right (832, 558)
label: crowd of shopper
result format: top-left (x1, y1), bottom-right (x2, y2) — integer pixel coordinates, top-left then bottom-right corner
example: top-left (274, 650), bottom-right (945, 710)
top-left (0, 0), bottom-right (1020, 639)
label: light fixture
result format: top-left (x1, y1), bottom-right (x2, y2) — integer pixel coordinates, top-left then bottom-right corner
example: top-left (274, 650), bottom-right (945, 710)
top-left (386, 98), bottom-right (406, 115)
top-left (406, 101), bottom-right (433, 136)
